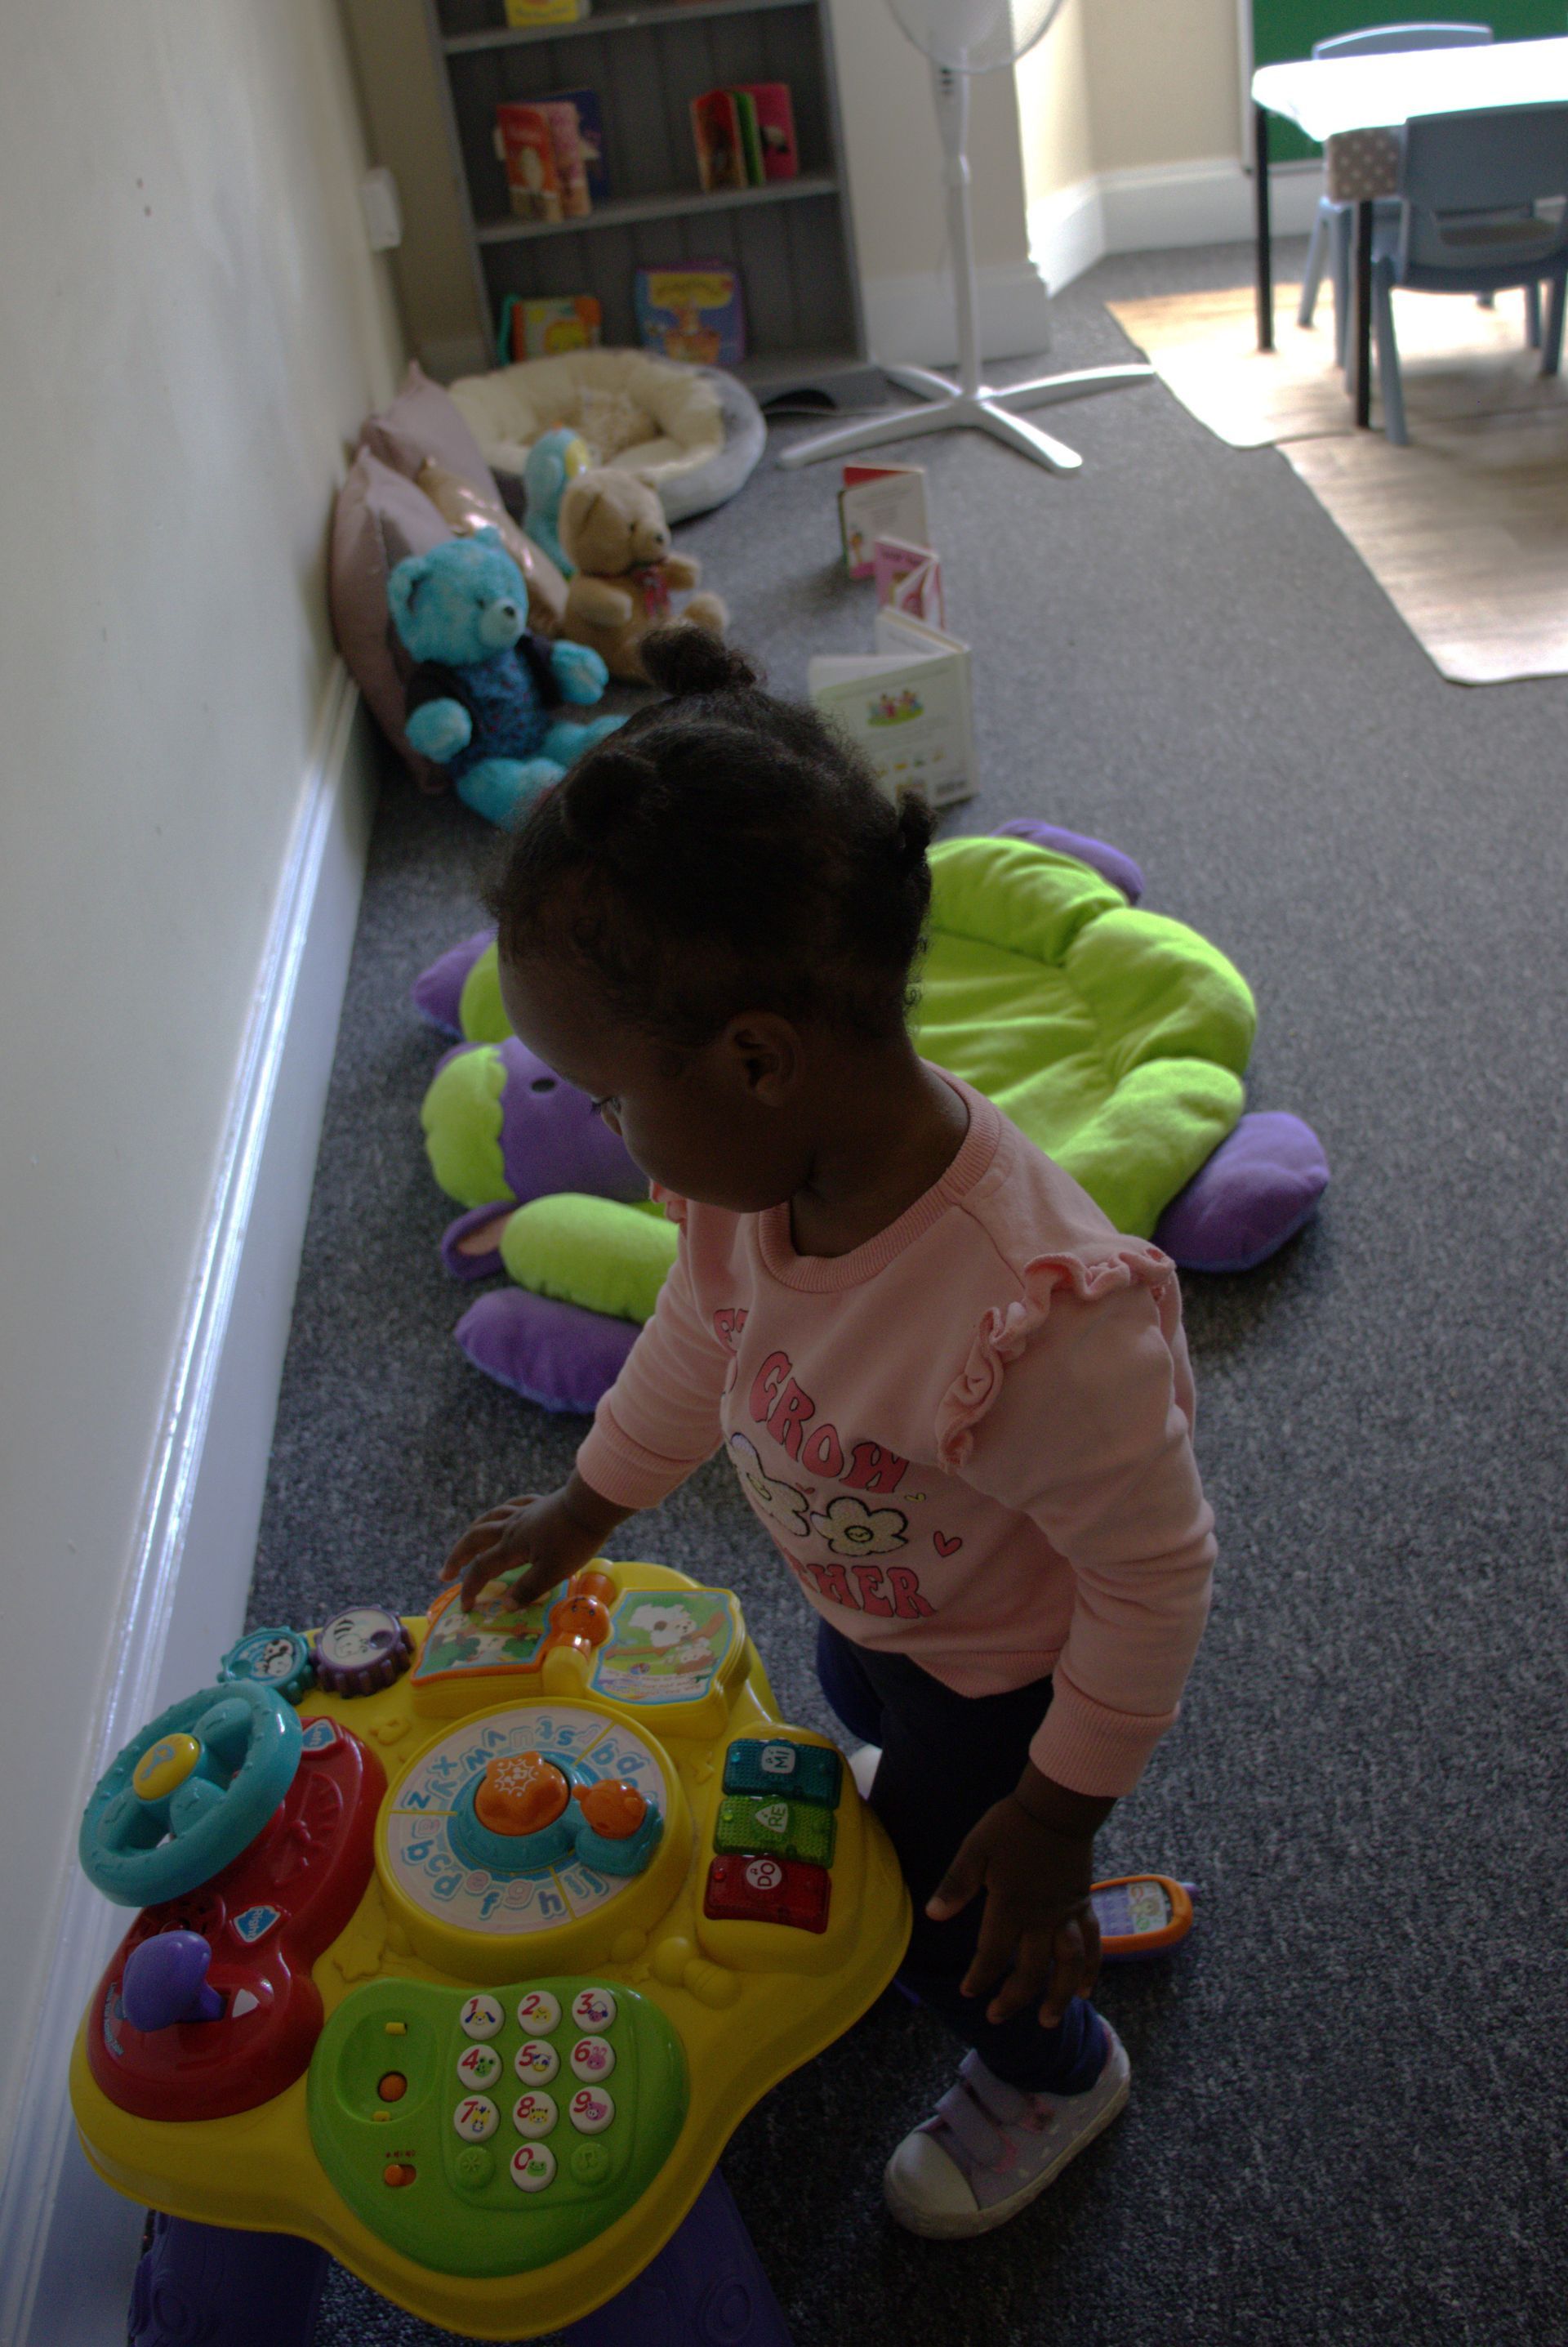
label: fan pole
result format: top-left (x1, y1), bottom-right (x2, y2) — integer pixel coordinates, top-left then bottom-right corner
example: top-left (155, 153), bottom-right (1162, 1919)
top-left (934, 62), bottom-right (983, 403)
top-left (777, 48), bottom-right (1155, 476)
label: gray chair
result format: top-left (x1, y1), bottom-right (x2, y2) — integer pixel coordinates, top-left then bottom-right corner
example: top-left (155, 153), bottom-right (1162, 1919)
top-left (1370, 101), bottom-right (1568, 442)
top-left (1297, 22), bottom-right (1496, 367)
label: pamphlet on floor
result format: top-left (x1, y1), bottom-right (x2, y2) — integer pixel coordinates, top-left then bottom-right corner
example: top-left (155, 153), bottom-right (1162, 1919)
top-left (808, 609), bottom-right (973, 810)
top-left (839, 463), bottom-right (929, 578)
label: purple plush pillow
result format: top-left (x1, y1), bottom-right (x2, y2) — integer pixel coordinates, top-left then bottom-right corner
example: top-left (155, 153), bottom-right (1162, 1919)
top-left (455, 1290), bottom-right (641, 1413)
top-left (360, 362), bottom-right (497, 502)
top-left (990, 818), bottom-right (1145, 905)
top-left (1154, 1112), bottom-right (1329, 1273)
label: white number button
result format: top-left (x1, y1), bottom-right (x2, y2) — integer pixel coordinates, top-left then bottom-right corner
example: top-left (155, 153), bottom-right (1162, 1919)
top-left (510, 2143), bottom-right (557, 2193)
top-left (514, 2037), bottom-right (560, 2085)
top-left (452, 2095), bottom-right (499, 2142)
top-left (456, 2043), bottom-right (501, 2089)
top-left (512, 2090), bottom-right (557, 2139)
top-left (570, 2035), bottom-right (616, 2082)
top-left (759, 1742), bottom-right (795, 1776)
top-left (571, 1987), bottom-right (617, 2032)
top-left (568, 2086), bottom-right (615, 2135)
top-left (515, 1988), bottom-right (561, 2035)
top-left (459, 1993), bottom-right (504, 2042)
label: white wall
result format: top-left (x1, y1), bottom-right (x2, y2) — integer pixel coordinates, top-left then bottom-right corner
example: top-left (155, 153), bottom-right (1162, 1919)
top-left (0, 0), bottom-right (403, 2219)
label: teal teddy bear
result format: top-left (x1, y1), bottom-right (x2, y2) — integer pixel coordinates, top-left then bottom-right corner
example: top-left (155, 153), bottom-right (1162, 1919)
top-left (389, 529), bottom-right (623, 828)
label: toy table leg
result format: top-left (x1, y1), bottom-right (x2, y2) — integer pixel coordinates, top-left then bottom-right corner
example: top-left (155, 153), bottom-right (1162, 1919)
top-left (561, 2171), bottom-right (795, 2347)
top-left (128, 2211), bottom-right (329, 2347)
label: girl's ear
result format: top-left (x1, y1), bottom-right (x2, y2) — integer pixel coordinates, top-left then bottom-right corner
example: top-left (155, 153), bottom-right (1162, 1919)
top-left (722, 1014), bottom-right (801, 1105)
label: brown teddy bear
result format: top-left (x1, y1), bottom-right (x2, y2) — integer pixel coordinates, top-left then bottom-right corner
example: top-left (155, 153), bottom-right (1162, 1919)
top-left (557, 466), bottom-right (727, 681)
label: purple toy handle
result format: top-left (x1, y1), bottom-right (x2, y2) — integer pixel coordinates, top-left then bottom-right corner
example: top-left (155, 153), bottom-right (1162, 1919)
top-left (122, 1930), bottom-right (224, 2031)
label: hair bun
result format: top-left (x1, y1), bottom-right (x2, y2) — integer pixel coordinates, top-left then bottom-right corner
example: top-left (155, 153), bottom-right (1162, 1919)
top-left (560, 743), bottom-right (663, 845)
top-left (639, 624), bottom-right (759, 699)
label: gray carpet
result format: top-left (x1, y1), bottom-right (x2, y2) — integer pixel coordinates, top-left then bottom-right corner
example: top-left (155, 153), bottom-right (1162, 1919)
top-left (251, 241), bottom-right (1568, 2347)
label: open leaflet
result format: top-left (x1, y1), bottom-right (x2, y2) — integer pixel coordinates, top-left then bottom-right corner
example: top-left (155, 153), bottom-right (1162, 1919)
top-left (808, 609), bottom-right (974, 810)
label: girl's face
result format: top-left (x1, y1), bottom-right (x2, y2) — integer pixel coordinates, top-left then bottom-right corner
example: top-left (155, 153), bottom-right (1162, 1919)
top-left (500, 953), bottom-right (808, 1214)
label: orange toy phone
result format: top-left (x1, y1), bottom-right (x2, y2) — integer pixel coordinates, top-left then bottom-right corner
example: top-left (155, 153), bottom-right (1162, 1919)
top-left (1090, 1874), bottom-right (1196, 1961)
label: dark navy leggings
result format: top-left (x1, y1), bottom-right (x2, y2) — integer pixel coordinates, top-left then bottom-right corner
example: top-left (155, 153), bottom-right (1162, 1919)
top-left (815, 1618), bottom-right (1106, 2095)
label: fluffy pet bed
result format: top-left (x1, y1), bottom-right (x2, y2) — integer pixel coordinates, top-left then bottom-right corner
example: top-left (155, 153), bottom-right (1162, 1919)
top-left (447, 348), bottom-right (766, 524)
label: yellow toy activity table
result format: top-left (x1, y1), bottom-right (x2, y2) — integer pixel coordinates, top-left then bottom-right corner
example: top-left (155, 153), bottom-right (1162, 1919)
top-left (72, 1562), bottom-right (911, 2340)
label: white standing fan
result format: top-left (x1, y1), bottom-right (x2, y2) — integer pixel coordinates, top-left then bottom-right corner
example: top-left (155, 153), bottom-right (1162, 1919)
top-left (779, 0), bottom-right (1152, 475)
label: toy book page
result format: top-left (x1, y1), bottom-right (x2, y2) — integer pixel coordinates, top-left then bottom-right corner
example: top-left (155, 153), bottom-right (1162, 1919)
top-left (808, 616), bottom-right (973, 809)
top-left (838, 466), bottom-right (929, 578)
top-left (873, 536), bottom-right (944, 629)
top-left (591, 1589), bottom-right (736, 1707)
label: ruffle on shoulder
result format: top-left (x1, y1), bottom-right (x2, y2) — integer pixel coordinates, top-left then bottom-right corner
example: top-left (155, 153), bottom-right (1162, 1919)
top-left (648, 1182), bottom-right (688, 1225)
top-left (935, 1244), bottom-right (1175, 1473)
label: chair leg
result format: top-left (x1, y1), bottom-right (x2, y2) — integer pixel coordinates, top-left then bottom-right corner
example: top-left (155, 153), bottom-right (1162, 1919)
top-left (1372, 261), bottom-right (1407, 446)
top-left (1544, 271), bottom-right (1566, 378)
top-left (1331, 207), bottom-right (1352, 369)
top-left (1526, 279), bottom-right (1544, 353)
top-left (1298, 202), bottom-right (1330, 329)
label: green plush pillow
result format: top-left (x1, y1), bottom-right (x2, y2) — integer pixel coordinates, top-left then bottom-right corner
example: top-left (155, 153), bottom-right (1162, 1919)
top-left (913, 837), bottom-right (1255, 1237)
top-left (421, 1045), bottom-right (510, 1208)
top-left (499, 1193), bottom-right (678, 1320)
top-left (458, 947), bottom-right (510, 1046)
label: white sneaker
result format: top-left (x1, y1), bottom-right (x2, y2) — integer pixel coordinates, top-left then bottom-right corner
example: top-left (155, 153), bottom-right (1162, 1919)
top-left (883, 2026), bottom-right (1130, 2238)
top-left (848, 1744), bottom-right (881, 1799)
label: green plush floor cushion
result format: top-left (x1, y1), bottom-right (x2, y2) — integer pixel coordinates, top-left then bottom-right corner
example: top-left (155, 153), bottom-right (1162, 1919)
top-left (914, 836), bottom-right (1254, 1237)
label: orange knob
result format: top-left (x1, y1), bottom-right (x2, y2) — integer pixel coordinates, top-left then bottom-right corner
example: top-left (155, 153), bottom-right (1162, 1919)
top-left (474, 1751), bottom-right (568, 1836)
top-left (547, 1592), bottom-right (612, 1649)
top-left (572, 1568), bottom-right (617, 1608)
top-left (578, 1777), bottom-right (647, 1841)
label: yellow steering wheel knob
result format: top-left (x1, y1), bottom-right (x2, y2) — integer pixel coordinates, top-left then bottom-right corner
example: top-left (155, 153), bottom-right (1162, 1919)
top-left (132, 1732), bottom-right (203, 1804)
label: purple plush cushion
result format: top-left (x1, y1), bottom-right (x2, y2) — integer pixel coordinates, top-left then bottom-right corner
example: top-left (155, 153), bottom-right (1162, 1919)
top-left (1153, 1111), bottom-right (1329, 1273)
top-left (991, 818), bottom-right (1145, 906)
top-left (412, 930), bottom-right (493, 1035)
top-left (360, 363), bottom-right (497, 501)
top-left (455, 1290), bottom-right (640, 1413)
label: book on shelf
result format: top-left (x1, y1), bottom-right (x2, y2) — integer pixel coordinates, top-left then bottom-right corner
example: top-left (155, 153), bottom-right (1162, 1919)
top-left (808, 609), bottom-right (974, 812)
top-left (499, 293), bottom-right (603, 362)
top-left (837, 463), bottom-right (929, 578)
top-left (873, 536), bottom-right (944, 631)
top-left (546, 87), bottom-right (608, 201)
top-left (690, 89), bottom-right (748, 193)
top-left (495, 103), bottom-right (564, 222)
top-left (502, 0), bottom-right (587, 23)
top-left (736, 83), bottom-right (798, 180)
top-left (537, 99), bottom-right (592, 217)
top-left (692, 83), bottom-right (797, 190)
top-left (634, 263), bottom-right (745, 365)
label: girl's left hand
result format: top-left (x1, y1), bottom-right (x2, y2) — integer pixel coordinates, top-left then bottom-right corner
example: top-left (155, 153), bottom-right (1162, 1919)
top-left (926, 1772), bottom-right (1111, 2028)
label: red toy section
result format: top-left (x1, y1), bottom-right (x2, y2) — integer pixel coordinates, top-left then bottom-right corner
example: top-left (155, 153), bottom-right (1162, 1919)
top-left (87, 1717), bottom-right (385, 2123)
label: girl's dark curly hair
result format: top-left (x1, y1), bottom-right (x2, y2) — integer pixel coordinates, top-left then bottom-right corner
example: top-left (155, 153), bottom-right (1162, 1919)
top-left (486, 625), bottom-right (933, 1051)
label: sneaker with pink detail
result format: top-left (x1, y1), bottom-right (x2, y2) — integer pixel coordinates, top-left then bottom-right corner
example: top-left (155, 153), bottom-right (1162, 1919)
top-left (883, 2026), bottom-right (1130, 2238)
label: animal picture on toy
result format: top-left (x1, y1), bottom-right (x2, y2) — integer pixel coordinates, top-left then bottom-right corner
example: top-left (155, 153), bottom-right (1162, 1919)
top-left (410, 828), bottom-right (1331, 1416)
top-left (595, 1593), bottom-right (734, 1705)
top-left (387, 529), bottom-right (625, 828)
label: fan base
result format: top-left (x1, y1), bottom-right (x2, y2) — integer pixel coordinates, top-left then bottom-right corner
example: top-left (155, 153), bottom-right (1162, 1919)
top-left (776, 363), bottom-right (1153, 476)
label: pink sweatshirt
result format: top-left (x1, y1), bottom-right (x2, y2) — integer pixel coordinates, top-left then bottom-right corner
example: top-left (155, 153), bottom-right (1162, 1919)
top-left (576, 1074), bottom-right (1216, 1798)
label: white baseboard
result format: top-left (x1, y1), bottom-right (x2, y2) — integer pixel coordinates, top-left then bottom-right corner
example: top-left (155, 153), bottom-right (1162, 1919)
top-left (862, 256), bottom-right (1053, 366)
top-left (1031, 156), bottom-right (1324, 295)
top-left (0, 667), bottom-right (376, 2347)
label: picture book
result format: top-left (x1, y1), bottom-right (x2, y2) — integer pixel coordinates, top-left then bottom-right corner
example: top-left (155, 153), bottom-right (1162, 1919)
top-left (503, 0), bottom-right (586, 23)
top-left (495, 103), bottom-right (563, 222)
top-left (730, 88), bottom-right (765, 188)
top-left (838, 462), bottom-right (929, 578)
top-left (547, 87), bottom-right (608, 201)
top-left (873, 535), bottom-right (944, 630)
top-left (633, 263), bottom-right (746, 365)
top-left (690, 89), bottom-right (747, 193)
top-left (500, 292), bottom-right (603, 361)
top-left (808, 609), bottom-right (973, 810)
top-left (736, 83), bottom-right (798, 180)
top-left (537, 98), bottom-right (592, 217)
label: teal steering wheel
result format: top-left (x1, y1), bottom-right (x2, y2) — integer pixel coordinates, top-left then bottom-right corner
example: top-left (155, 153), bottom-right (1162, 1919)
top-left (79, 1681), bottom-right (302, 1907)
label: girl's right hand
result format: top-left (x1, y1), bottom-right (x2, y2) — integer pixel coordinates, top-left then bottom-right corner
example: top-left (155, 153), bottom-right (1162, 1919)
top-left (441, 1472), bottom-right (631, 1614)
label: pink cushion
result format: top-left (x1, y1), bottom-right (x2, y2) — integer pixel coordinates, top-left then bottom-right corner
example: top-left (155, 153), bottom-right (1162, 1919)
top-left (359, 361), bottom-right (497, 500)
top-left (329, 448), bottom-right (452, 785)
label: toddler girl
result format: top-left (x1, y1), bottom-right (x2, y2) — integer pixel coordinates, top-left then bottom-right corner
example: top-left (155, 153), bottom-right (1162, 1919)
top-left (443, 627), bottom-right (1215, 2238)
